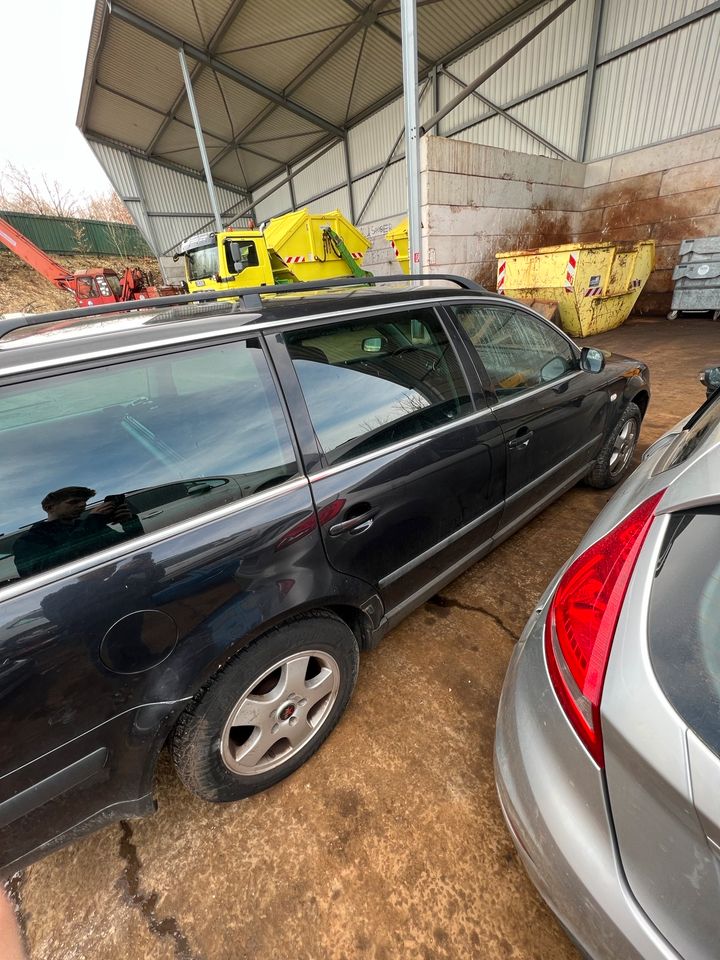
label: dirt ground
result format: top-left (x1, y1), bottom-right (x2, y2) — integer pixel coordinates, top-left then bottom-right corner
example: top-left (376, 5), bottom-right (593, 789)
top-left (0, 251), bottom-right (162, 315)
top-left (5, 314), bottom-right (720, 960)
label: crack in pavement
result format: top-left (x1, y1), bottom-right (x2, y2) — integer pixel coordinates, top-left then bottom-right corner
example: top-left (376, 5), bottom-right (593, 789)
top-left (4, 872), bottom-right (30, 957)
top-left (427, 594), bottom-right (519, 642)
top-left (118, 821), bottom-right (202, 960)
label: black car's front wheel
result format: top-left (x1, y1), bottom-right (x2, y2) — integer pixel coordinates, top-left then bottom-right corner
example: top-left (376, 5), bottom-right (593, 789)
top-left (171, 612), bottom-right (359, 802)
top-left (586, 401), bottom-right (642, 489)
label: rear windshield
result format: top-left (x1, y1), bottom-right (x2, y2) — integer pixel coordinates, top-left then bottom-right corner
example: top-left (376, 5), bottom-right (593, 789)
top-left (657, 392), bottom-right (720, 471)
top-left (649, 510), bottom-right (720, 759)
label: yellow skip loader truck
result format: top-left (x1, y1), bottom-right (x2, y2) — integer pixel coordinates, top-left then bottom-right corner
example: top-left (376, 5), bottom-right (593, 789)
top-left (176, 209), bottom-right (371, 294)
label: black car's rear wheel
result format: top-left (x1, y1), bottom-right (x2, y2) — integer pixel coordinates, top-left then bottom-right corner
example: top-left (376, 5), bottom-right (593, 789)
top-left (171, 612), bottom-right (359, 801)
top-left (585, 401), bottom-right (642, 489)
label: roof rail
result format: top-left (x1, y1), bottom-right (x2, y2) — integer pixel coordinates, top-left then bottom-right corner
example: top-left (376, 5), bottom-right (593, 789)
top-left (0, 273), bottom-right (485, 341)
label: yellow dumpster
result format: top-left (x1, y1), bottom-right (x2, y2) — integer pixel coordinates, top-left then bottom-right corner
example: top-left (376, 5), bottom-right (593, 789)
top-left (386, 219), bottom-right (409, 274)
top-left (263, 209), bottom-right (370, 281)
top-left (495, 240), bottom-right (655, 337)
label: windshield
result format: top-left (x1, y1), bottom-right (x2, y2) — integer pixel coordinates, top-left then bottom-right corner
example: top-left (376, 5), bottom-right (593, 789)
top-left (106, 274), bottom-right (122, 297)
top-left (186, 243), bottom-right (219, 281)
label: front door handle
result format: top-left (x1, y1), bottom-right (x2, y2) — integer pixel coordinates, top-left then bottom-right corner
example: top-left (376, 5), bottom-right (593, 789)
top-left (329, 510), bottom-right (377, 537)
top-left (508, 429), bottom-right (534, 449)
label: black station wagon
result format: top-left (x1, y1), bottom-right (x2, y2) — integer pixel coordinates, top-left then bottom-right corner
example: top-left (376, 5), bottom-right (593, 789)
top-left (0, 275), bottom-right (650, 874)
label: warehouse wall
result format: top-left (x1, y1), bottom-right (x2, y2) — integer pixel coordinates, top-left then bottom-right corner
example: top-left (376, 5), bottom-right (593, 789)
top-left (420, 136), bottom-right (585, 287)
top-left (578, 128), bottom-right (720, 314)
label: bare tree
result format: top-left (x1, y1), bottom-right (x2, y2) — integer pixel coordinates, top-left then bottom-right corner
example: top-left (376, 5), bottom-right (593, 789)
top-left (0, 163), bottom-right (78, 217)
top-left (82, 191), bottom-right (133, 224)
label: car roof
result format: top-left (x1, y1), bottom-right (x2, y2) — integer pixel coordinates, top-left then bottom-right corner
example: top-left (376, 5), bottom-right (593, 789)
top-left (0, 281), bottom-right (497, 378)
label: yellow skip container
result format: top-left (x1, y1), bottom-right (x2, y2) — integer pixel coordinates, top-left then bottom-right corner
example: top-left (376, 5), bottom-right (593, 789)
top-left (263, 209), bottom-right (371, 281)
top-left (495, 240), bottom-right (655, 337)
top-left (386, 219), bottom-right (409, 274)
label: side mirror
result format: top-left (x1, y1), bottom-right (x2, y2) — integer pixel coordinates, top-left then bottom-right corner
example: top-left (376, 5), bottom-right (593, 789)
top-left (362, 336), bottom-right (385, 353)
top-left (581, 346), bottom-right (605, 373)
top-left (229, 241), bottom-right (246, 272)
top-left (700, 365), bottom-right (720, 397)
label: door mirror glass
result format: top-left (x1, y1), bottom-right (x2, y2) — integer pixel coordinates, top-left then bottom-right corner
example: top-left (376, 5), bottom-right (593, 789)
top-left (540, 356), bottom-right (567, 382)
top-left (581, 346), bottom-right (605, 373)
top-left (362, 336), bottom-right (386, 353)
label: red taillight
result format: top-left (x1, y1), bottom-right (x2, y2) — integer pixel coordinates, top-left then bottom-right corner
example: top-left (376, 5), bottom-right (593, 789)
top-left (545, 490), bottom-right (665, 766)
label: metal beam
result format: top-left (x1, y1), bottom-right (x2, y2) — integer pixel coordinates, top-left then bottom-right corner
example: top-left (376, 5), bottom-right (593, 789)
top-left (147, 0), bottom-right (248, 155)
top-left (401, 0), bottom-right (422, 272)
top-left (343, 138), bottom-right (356, 222)
top-left (439, 66), bottom-right (572, 160)
top-left (287, 166), bottom-right (297, 211)
top-left (420, 0), bottom-right (579, 135)
top-left (106, 2), bottom-right (345, 139)
top-left (179, 48), bottom-right (223, 231)
top-left (578, 0), bottom-right (604, 162)
top-left (597, 0), bottom-right (720, 65)
top-left (210, 0), bottom-right (393, 172)
top-left (355, 77), bottom-right (430, 225)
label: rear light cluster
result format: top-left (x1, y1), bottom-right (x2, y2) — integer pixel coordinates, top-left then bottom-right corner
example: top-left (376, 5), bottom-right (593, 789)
top-left (544, 490), bottom-right (665, 766)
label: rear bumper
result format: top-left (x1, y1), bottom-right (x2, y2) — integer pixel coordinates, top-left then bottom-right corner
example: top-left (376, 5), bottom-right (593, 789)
top-left (494, 609), bottom-right (680, 960)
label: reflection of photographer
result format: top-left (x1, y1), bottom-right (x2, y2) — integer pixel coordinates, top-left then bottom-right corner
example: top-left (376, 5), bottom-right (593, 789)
top-left (13, 486), bottom-right (142, 579)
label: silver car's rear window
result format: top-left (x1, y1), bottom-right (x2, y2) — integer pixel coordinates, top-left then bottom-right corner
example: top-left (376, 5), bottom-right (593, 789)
top-left (656, 392), bottom-right (720, 471)
top-left (649, 510), bottom-right (720, 759)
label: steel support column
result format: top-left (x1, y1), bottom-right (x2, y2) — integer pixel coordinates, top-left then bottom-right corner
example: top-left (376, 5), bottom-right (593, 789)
top-left (401, 0), bottom-right (422, 272)
top-left (286, 166), bottom-right (297, 211)
top-left (343, 138), bottom-right (357, 222)
top-left (578, 0), bottom-right (604, 161)
top-left (179, 47), bottom-right (223, 232)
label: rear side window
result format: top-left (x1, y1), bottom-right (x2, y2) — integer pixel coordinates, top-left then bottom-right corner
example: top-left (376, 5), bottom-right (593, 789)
top-left (450, 303), bottom-right (576, 398)
top-left (284, 308), bottom-right (473, 466)
top-left (0, 340), bottom-right (297, 586)
top-left (649, 511), bottom-right (720, 758)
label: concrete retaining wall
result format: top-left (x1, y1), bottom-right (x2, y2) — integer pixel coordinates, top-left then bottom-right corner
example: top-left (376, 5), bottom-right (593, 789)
top-left (420, 130), bottom-right (720, 315)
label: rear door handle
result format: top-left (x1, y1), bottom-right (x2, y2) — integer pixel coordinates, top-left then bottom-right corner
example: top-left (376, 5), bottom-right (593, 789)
top-left (508, 429), bottom-right (534, 449)
top-left (329, 510), bottom-right (377, 537)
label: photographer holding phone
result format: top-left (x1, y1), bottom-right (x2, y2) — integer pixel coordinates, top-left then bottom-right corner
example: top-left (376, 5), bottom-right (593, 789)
top-left (13, 486), bottom-right (142, 579)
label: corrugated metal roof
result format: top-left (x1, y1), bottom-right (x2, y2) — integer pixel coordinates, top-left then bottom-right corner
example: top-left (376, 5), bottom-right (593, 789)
top-left (78, 0), bottom-right (548, 194)
top-left (599, 0), bottom-right (712, 56)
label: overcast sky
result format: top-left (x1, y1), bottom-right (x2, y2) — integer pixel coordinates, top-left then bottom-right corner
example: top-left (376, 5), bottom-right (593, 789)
top-left (2, 0), bottom-right (114, 200)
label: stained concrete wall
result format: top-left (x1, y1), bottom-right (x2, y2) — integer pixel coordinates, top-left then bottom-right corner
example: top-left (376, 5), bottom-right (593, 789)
top-left (420, 136), bottom-right (585, 290)
top-left (579, 129), bottom-right (720, 315)
top-left (421, 130), bottom-right (720, 315)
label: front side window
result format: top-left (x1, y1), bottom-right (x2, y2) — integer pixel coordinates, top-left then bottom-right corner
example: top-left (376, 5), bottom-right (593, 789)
top-left (284, 308), bottom-right (473, 466)
top-left (451, 304), bottom-right (577, 398)
top-left (0, 340), bottom-right (297, 586)
top-left (186, 244), bottom-right (219, 281)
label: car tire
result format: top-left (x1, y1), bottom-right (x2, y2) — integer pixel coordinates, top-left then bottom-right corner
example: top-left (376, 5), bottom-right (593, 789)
top-left (171, 611), bottom-right (359, 802)
top-left (585, 401), bottom-right (642, 489)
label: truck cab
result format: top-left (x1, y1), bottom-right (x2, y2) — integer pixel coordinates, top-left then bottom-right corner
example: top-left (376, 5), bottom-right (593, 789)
top-left (179, 229), bottom-right (296, 294)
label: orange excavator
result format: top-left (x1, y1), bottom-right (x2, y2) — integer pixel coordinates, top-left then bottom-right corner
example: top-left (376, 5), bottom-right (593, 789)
top-left (0, 216), bottom-right (184, 308)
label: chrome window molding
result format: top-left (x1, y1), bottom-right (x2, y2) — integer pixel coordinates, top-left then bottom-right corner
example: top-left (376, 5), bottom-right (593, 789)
top-left (488, 371), bottom-right (582, 410)
top-left (0, 476), bottom-right (309, 604)
top-left (310, 407), bottom-right (494, 481)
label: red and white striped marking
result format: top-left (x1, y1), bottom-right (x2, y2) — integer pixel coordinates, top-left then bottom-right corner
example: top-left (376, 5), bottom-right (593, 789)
top-left (497, 259), bottom-right (506, 294)
top-left (390, 240), bottom-right (400, 258)
top-left (565, 253), bottom-right (578, 292)
top-left (630, 278), bottom-right (642, 289)
top-left (584, 286), bottom-right (602, 297)
top-left (285, 255), bottom-right (308, 264)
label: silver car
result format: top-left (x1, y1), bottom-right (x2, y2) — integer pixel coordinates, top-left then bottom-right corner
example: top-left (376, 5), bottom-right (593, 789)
top-left (495, 382), bottom-right (720, 960)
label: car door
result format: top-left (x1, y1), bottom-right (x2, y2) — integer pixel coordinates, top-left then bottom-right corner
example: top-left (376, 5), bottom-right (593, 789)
top-left (267, 304), bottom-right (507, 618)
top-left (0, 335), bottom-right (316, 870)
top-left (447, 302), bottom-right (608, 530)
